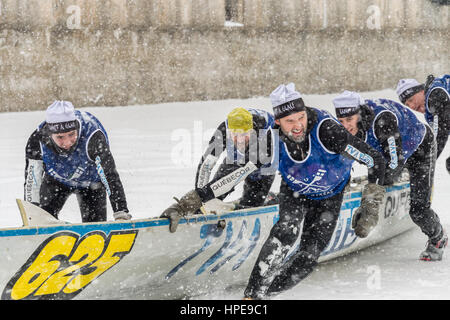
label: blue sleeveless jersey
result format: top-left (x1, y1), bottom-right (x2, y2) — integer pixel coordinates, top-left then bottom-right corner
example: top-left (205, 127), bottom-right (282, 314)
top-left (40, 111), bottom-right (109, 188)
top-left (425, 74), bottom-right (450, 136)
top-left (225, 108), bottom-right (276, 180)
top-left (278, 108), bottom-right (354, 200)
top-left (365, 99), bottom-right (425, 162)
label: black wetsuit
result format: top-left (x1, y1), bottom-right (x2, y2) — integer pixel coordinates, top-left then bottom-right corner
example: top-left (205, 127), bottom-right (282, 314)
top-left (195, 111), bottom-right (275, 208)
top-left (424, 75), bottom-right (449, 174)
top-left (24, 127), bottom-right (128, 222)
top-left (244, 107), bottom-right (386, 299)
top-left (356, 104), bottom-right (443, 242)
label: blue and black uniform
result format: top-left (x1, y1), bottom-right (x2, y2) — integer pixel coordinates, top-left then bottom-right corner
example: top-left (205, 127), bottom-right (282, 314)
top-left (24, 110), bottom-right (128, 222)
top-left (424, 75), bottom-right (450, 173)
top-left (244, 107), bottom-right (386, 299)
top-left (356, 99), bottom-right (444, 245)
top-left (424, 75), bottom-right (449, 157)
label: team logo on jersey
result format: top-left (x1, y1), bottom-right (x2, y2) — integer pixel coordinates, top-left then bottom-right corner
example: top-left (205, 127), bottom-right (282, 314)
top-left (344, 145), bottom-right (374, 168)
top-left (210, 162), bottom-right (257, 197)
top-left (286, 169), bottom-right (335, 196)
top-left (95, 156), bottom-right (112, 196)
top-left (387, 136), bottom-right (398, 169)
top-left (47, 166), bottom-right (85, 182)
top-left (433, 115), bottom-right (439, 137)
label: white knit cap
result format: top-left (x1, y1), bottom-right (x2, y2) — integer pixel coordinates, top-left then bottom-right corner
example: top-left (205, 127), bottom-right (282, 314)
top-left (46, 100), bottom-right (76, 124)
top-left (396, 78), bottom-right (424, 103)
top-left (270, 83), bottom-right (306, 119)
top-left (396, 79), bottom-right (421, 97)
top-left (333, 91), bottom-right (364, 118)
top-left (270, 83), bottom-right (303, 107)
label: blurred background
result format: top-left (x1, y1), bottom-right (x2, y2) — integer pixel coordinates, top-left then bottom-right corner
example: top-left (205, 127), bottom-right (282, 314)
top-left (0, 0), bottom-right (449, 112)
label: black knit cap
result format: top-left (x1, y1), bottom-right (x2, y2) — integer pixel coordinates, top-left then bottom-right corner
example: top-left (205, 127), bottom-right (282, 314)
top-left (273, 98), bottom-right (306, 120)
top-left (398, 84), bottom-right (424, 104)
top-left (46, 120), bottom-right (78, 134)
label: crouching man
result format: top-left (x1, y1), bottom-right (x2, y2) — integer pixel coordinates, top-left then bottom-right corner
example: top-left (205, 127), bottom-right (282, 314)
top-left (334, 91), bottom-right (447, 261)
top-left (396, 75), bottom-right (449, 174)
top-left (161, 107), bottom-right (277, 233)
top-left (24, 101), bottom-right (131, 222)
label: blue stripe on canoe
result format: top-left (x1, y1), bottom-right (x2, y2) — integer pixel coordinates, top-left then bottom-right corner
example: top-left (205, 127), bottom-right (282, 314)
top-left (0, 182), bottom-right (410, 238)
top-left (0, 205), bottom-right (279, 238)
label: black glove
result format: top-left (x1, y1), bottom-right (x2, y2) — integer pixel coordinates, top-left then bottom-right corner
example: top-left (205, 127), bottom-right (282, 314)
top-left (160, 203), bottom-right (183, 233)
top-left (160, 190), bottom-right (203, 233)
top-left (352, 183), bottom-right (385, 238)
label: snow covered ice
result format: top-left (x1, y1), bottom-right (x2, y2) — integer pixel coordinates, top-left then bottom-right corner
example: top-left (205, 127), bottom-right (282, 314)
top-left (0, 89), bottom-right (449, 299)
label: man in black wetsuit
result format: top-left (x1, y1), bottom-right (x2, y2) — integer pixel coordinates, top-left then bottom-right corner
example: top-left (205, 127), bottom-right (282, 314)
top-left (396, 75), bottom-right (449, 174)
top-left (161, 107), bottom-right (277, 232)
top-left (194, 107), bottom-right (276, 209)
top-left (243, 83), bottom-right (387, 299)
top-left (334, 91), bottom-right (447, 261)
top-left (24, 101), bottom-right (130, 222)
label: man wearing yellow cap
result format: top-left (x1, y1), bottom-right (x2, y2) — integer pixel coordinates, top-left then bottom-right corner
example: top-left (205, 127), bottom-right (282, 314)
top-left (160, 107), bottom-right (276, 232)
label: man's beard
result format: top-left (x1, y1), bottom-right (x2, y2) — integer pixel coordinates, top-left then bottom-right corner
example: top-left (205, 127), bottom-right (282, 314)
top-left (287, 130), bottom-right (306, 143)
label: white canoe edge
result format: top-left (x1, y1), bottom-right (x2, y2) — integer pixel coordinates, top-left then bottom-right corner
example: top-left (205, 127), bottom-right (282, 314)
top-left (0, 178), bottom-right (413, 300)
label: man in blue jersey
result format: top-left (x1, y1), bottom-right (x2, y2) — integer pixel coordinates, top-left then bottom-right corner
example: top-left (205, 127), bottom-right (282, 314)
top-left (334, 91), bottom-right (447, 261)
top-left (243, 83), bottom-right (387, 299)
top-left (24, 101), bottom-right (131, 222)
top-left (396, 75), bottom-right (449, 174)
top-left (161, 107), bottom-right (277, 232)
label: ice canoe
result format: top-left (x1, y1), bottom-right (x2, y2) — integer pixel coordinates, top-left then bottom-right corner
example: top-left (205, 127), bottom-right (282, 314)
top-left (0, 176), bottom-right (414, 300)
